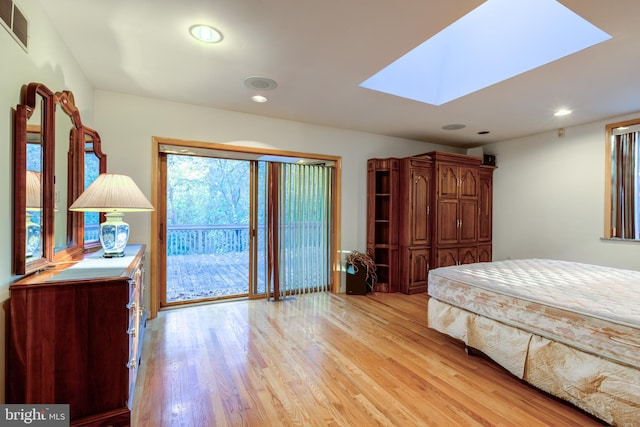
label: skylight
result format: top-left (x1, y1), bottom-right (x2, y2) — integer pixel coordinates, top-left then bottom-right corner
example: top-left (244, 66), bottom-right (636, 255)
top-left (359, 0), bottom-right (611, 106)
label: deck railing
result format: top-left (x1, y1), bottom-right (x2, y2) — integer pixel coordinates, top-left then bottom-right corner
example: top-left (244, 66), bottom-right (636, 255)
top-left (85, 225), bottom-right (101, 242)
top-left (87, 223), bottom-right (325, 257)
top-left (85, 224), bottom-right (249, 254)
top-left (167, 224), bottom-right (251, 255)
top-left (166, 223), bottom-right (325, 256)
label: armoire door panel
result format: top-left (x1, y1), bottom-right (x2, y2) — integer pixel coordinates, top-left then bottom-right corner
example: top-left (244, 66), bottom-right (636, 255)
top-left (437, 200), bottom-right (458, 245)
top-left (436, 248), bottom-right (458, 268)
top-left (459, 247), bottom-right (478, 265)
top-left (459, 200), bottom-right (478, 244)
top-left (408, 247), bottom-right (430, 294)
top-left (479, 170), bottom-right (493, 242)
top-left (478, 244), bottom-right (492, 262)
top-left (410, 168), bottom-right (431, 246)
top-left (437, 164), bottom-right (458, 198)
top-left (459, 166), bottom-right (479, 198)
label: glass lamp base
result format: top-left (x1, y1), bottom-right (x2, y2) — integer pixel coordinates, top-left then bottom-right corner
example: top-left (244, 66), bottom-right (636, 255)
top-left (100, 212), bottom-right (129, 257)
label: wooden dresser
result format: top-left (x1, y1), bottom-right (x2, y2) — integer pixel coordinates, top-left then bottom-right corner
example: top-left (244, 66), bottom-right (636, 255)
top-left (7, 244), bottom-right (147, 426)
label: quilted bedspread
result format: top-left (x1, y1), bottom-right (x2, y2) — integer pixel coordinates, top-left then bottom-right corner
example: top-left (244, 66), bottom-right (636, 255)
top-left (428, 259), bottom-right (640, 368)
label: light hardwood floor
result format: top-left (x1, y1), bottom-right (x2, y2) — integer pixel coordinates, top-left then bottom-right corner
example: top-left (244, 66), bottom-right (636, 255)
top-left (132, 292), bottom-right (604, 426)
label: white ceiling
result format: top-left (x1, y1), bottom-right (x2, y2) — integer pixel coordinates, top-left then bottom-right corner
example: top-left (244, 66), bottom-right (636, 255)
top-left (38, 0), bottom-right (640, 148)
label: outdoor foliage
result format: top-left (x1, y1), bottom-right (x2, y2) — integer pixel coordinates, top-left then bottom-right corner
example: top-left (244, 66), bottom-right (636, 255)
top-left (167, 155), bottom-right (252, 226)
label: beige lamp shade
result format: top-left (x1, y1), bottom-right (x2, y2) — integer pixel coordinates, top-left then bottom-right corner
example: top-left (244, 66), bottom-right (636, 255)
top-left (26, 170), bottom-right (42, 209)
top-left (69, 173), bottom-right (154, 212)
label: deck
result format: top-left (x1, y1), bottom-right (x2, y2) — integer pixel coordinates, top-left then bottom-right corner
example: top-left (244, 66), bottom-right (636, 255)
top-left (164, 225), bottom-right (328, 302)
top-left (166, 253), bottom-right (257, 302)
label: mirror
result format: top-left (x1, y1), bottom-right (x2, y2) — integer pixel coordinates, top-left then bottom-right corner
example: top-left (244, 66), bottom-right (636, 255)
top-left (25, 126), bottom-right (43, 260)
top-left (55, 92), bottom-right (74, 253)
top-left (13, 83), bottom-right (107, 275)
top-left (14, 83), bottom-right (55, 274)
top-left (80, 127), bottom-right (107, 247)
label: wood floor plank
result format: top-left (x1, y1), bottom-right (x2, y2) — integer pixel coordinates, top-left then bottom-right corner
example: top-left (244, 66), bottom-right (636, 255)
top-left (133, 292), bottom-right (605, 426)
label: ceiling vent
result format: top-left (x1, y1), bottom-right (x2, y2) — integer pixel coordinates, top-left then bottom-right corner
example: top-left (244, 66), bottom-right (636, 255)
top-left (244, 77), bottom-right (277, 91)
top-left (0, 0), bottom-right (28, 51)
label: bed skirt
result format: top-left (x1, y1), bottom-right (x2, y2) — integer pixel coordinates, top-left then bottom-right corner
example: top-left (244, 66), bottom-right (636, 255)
top-left (428, 298), bottom-right (640, 427)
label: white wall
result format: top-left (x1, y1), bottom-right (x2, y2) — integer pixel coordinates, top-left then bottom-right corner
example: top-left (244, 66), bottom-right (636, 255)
top-left (0, 0), bottom-right (95, 403)
top-left (484, 114), bottom-right (640, 270)
top-left (93, 90), bottom-right (457, 290)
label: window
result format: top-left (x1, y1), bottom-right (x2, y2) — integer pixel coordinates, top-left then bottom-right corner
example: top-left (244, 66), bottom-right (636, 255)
top-left (605, 118), bottom-right (640, 240)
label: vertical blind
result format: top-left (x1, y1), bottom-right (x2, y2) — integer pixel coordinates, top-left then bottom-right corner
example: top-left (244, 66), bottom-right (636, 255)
top-left (272, 162), bottom-right (333, 298)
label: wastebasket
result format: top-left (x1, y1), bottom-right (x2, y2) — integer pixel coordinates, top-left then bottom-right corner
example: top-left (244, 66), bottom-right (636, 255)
top-left (346, 261), bottom-right (368, 295)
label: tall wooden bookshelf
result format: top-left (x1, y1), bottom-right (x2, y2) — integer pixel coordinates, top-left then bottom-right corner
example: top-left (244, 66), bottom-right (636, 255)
top-left (366, 158), bottom-right (400, 292)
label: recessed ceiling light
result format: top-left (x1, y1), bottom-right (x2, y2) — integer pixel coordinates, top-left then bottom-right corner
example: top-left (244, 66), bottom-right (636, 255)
top-left (189, 25), bottom-right (223, 43)
top-left (442, 124), bottom-right (466, 131)
top-left (252, 95), bottom-right (268, 103)
top-left (554, 109), bottom-right (573, 117)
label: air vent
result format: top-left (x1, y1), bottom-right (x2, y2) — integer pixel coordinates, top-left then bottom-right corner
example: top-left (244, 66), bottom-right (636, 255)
top-left (0, 0), bottom-right (11, 27)
top-left (244, 77), bottom-right (278, 91)
top-left (12, 3), bottom-right (26, 47)
top-left (0, 0), bottom-right (28, 52)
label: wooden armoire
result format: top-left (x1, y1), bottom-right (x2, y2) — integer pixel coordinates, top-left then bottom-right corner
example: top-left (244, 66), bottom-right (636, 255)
top-left (367, 151), bottom-right (495, 294)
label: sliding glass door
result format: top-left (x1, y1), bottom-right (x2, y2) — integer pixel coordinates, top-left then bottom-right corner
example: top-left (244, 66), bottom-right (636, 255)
top-left (164, 155), bottom-right (253, 303)
top-left (158, 147), bottom-right (334, 308)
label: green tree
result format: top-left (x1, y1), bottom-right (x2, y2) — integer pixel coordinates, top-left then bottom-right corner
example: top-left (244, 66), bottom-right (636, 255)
top-left (167, 155), bottom-right (250, 226)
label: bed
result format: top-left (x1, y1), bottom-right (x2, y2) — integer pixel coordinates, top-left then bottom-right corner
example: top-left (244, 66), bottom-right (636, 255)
top-left (426, 259), bottom-right (640, 427)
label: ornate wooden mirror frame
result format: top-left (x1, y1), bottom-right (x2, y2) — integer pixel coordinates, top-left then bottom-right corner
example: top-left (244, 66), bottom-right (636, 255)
top-left (75, 126), bottom-right (107, 249)
top-left (13, 82), bottom-right (107, 275)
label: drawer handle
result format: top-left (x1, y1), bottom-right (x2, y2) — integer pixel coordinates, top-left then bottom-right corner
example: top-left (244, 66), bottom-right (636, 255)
top-left (127, 327), bottom-right (136, 338)
top-left (126, 302), bottom-right (136, 310)
top-left (127, 358), bottom-right (136, 369)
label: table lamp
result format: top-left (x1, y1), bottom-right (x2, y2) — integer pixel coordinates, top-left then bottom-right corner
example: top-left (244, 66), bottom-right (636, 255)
top-left (69, 173), bottom-right (154, 257)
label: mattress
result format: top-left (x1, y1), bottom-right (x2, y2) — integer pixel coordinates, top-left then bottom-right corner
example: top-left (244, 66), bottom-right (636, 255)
top-left (427, 259), bottom-right (640, 369)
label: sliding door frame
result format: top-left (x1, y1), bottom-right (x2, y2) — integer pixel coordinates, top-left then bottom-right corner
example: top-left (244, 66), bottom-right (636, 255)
top-left (149, 136), bottom-right (342, 319)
